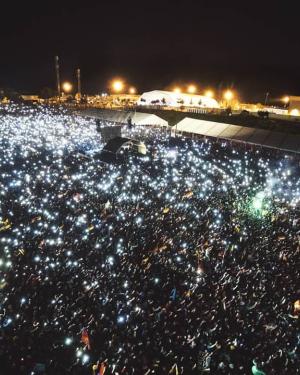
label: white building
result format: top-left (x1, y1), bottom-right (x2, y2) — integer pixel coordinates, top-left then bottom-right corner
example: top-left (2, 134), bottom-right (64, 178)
top-left (137, 90), bottom-right (220, 109)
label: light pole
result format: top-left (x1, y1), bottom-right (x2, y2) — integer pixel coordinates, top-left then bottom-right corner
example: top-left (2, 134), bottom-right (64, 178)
top-left (264, 92), bottom-right (269, 106)
top-left (55, 56), bottom-right (61, 98)
top-left (77, 68), bottom-right (81, 98)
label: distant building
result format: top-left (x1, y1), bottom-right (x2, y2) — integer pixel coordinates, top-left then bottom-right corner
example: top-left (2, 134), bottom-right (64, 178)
top-left (87, 94), bottom-right (139, 108)
top-left (1, 97), bottom-right (10, 104)
top-left (137, 90), bottom-right (220, 109)
top-left (21, 95), bottom-right (41, 102)
top-left (263, 107), bottom-right (288, 115)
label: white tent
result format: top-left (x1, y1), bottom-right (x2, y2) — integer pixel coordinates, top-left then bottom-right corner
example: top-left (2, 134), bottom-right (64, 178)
top-left (137, 90), bottom-right (220, 109)
top-left (131, 112), bottom-right (168, 127)
top-left (175, 117), bottom-right (300, 153)
top-left (80, 109), bottom-right (168, 127)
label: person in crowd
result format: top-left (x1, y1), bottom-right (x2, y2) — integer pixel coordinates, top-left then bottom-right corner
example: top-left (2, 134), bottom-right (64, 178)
top-left (0, 104), bottom-right (299, 374)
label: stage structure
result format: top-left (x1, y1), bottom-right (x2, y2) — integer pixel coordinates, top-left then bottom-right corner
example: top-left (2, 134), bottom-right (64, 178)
top-left (95, 119), bottom-right (122, 143)
top-left (97, 137), bottom-right (147, 163)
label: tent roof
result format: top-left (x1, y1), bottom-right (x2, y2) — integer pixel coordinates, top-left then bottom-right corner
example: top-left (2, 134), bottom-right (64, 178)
top-left (176, 117), bottom-right (300, 154)
top-left (138, 90), bottom-right (220, 108)
top-left (80, 109), bottom-right (168, 126)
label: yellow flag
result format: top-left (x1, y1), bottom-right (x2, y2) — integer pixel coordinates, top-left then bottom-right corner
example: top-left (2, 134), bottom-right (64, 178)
top-left (183, 191), bottom-right (193, 199)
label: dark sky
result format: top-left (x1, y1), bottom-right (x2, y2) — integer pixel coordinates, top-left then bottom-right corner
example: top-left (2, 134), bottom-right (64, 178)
top-left (1, 0), bottom-right (300, 102)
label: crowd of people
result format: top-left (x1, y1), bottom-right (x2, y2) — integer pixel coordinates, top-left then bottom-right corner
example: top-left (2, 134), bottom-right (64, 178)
top-left (0, 104), bottom-right (300, 374)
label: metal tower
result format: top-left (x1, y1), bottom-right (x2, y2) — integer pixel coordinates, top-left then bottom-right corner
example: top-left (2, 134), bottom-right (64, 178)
top-left (77, 68), bottom-right (81, 97)
top-left (55, 56), bottom-right (61, 97)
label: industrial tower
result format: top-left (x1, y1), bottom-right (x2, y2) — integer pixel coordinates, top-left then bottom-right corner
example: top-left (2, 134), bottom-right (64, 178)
top-left (55, 56), bottom-right (61, 97)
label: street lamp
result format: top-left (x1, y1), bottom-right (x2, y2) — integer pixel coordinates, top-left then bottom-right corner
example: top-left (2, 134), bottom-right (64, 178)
top-left (173, 87), bottom-right (181, 94)
top-left (264, 92), bottom-right (270, 106)
top-left (283, 96), bottom-right (289, 104)
top-left (282, 96), bottom-right (289, 108)
top-left (62, 81), bottom-right (73, 93)
top-left (187, 85), bottom-right (197, 94)
top-left (112, 80), bottom-right (124, 93)
top-left (204, 90), bottom-right (214, 98)
top-left (224, 90), bottom-right (234, 101)
top-left (129, 87), bottom-right (136, 94)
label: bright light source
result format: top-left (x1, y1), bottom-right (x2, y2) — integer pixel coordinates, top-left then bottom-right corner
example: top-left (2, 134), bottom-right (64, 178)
top-left (65, 337), bottom-right (73, 346)
top-left (224, 90), bottom-right (234, 101)
top-left (135, 216), bottom-right (143, 225)
top-left (282, 96), bottom-right (290, 104)
top-left (117, 315), bottom-right (125, 324)
top-left (252, 191), bottom-right (265, 211)
top-left (62, 82), bottom-right (72, 93)
top-left (129, 87), bottom-right (136, 94)
top-left (290, 108), bottom-right (299, 116)
top-left (82, 354), bottom-right (90, 364)
top-left (112, 80), bottom-right (124, 93)
top-left (173, 87), bottom-right (181, 94)
top-left (187, 85), bottom-right (197, 94)
top-left (205, 90), bottom-right (214, 98)
top-left (166, 149), bottom-right (178, 159)
top-left (253, 196), bottom-right (263, 210)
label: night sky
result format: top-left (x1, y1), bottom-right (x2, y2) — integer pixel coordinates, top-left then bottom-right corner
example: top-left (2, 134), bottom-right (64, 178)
top-left (1, 1), bottom-right (300, 102)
